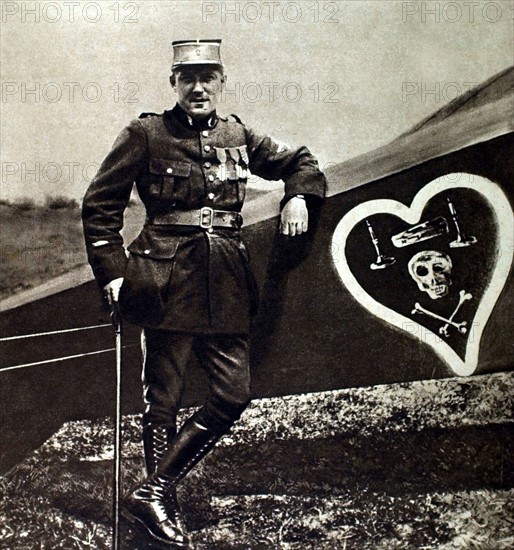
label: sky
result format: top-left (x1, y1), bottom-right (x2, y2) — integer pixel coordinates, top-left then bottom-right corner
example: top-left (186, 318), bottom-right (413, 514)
top-left (1, 0), bottom-right (513, 202)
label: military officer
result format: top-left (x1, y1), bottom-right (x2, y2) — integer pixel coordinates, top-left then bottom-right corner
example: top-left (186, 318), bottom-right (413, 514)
top-left (82, 39), bottom-right (326, 547)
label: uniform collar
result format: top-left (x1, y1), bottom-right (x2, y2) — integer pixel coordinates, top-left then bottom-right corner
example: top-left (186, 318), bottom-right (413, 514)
top-left (172, 103), bottom-right (218, 131)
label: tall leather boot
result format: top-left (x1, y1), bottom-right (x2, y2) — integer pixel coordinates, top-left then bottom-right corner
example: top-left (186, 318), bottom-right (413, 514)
top-left (142, 423), bottom-right (187, 535)
top-left (155, 415), bottom-right (223, 483)
top-left (124, 415), bottom-right (224, 546)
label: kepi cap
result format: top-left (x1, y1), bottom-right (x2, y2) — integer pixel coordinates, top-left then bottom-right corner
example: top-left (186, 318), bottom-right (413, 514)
top-left (172, 39), bottom-right (223, 70)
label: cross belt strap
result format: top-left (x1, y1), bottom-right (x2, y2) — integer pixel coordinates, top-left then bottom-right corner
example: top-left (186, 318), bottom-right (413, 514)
top-left (149, 207), bottom-right (243, 229)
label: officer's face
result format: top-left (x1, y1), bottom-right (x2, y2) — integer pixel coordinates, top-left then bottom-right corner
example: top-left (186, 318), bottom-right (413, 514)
top-left (171, 66), bottom-right (225, 119)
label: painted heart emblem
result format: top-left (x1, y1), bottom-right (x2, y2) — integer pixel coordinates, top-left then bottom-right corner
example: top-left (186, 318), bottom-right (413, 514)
top-left (331, 174), bottom-right (513, 376)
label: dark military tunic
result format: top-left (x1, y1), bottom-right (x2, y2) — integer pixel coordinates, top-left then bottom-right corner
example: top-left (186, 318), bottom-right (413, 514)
top-left (82, 105), bottom-right (326, 333)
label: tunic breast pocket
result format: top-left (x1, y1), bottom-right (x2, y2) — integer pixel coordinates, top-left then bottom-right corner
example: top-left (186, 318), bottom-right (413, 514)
top-left (148, 158), bottom-right (192, 204)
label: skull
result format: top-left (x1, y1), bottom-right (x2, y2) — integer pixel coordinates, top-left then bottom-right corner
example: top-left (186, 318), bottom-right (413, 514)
top-left (408, 250), bottom-right (452, 300)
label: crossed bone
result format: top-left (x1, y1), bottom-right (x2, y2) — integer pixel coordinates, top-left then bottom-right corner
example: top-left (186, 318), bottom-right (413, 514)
top-left (412, 290), bottom-right (472, 337)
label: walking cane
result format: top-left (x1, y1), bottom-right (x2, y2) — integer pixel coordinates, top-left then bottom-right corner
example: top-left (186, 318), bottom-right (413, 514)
top-left (110, 299), bottom-right (123, 550)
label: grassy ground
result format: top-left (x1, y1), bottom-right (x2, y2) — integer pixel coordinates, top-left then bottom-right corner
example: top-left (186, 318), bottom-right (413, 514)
top-left (0, 199), bottom-right (148, 300)
top-left (0, 202), bottom-right (87, 299)
top-left (1, 373), bottom-right (512, 549)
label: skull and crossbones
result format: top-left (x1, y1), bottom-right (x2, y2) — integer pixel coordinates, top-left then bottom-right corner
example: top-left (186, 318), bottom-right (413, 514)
top-left (412, 290), bottom-right (472, 337)
top-left (408, 250), bottom-right (452, 300)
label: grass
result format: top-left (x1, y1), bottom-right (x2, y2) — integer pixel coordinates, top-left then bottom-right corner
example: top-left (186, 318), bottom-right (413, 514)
top-left (2, 477), bottom-right (512, 549)
top-left (1, 374), bottom-right (512, 549)
top-left (44, 196), bottom-right (79, 210)
top-left (0, 201), bottom-right (86, 299)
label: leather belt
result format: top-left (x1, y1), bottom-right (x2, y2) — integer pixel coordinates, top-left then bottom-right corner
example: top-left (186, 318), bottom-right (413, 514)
top-left (149, 207), bottom-right (243, 230)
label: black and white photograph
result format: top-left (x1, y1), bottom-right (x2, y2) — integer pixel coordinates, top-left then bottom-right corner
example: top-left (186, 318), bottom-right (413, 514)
top-left (1, 1), bottom-right (513, 548)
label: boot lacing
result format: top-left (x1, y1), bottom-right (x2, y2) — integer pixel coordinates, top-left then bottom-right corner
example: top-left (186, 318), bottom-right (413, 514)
top-left (152, 425), bottom-right (169, 464)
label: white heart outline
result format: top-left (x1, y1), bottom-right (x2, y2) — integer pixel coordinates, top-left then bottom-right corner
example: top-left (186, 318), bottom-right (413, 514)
top-left (331, 174), bottom-right (514, 376)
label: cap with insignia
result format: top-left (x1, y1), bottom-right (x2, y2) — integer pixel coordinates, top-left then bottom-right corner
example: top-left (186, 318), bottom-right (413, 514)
top-left (172, 39), bottom-right (223, 70)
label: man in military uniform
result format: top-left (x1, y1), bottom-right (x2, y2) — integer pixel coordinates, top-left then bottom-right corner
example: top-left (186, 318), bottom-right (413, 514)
top-left (82, 39), bottom-right (326, 547)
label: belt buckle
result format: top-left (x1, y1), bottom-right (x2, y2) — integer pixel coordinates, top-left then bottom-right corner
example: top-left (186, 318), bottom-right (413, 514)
top-left (200, 206), bottom-right (214, 229)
